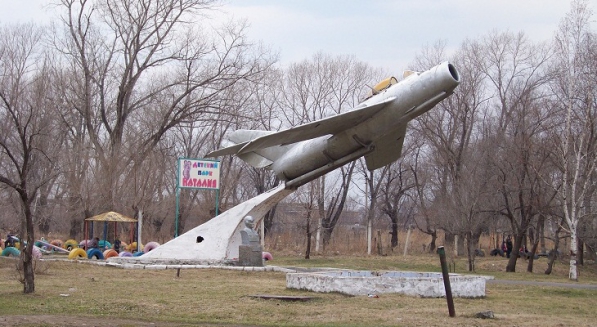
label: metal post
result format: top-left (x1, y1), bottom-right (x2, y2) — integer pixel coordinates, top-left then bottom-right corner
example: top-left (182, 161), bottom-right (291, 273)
top-left (175, 158), bottom-right (181, 238)
top-left (137, 209), bottom-right (143, 253)
top-left (174, 187), bottom-right (180, 237)
top-left (215, 189), bottom-right (219, 216)
top-left (437, 246), bottom-right (455, 317)
top-left (103, 221), bottom-right (108, 247)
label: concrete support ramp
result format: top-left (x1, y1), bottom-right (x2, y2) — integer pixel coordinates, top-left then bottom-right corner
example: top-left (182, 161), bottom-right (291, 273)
top-left (136, 185), bottom-right (293, 263)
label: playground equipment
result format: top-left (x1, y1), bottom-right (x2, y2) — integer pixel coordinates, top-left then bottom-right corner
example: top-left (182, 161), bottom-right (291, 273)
top-left (103, 249), bottom-right (119, 259)
top-left (0, 245), bottom-right (42, 259)
top-left (1, 247), bottom-right (20, 257)
top-left (143, 242), bottom-right (160, 253)
top-left (68, 248), bottom-right (87, 259)
top-left (32, 246), bottom-right (42, 259)
top-left (3, 235), bottom-right (20, 249)
top-left (36, 239), bottom-right (70, 254)
top-left (262, 252), bottom-right (273, 261)
top-left (64, 239), bottom-right (78, 251)
top-left (126, 242), bottom-right (143, 252)
top-left (83, 211), bottom-right (137, 253)
top-left (86, 248), bottom-right (104, 260)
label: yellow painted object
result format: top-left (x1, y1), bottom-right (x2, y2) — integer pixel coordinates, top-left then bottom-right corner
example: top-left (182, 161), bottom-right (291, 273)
top-left (68, 248), bottom-right (87, 260)
top-left (364, 76), bottom-right (398, 100)
top-left (126, 242), bottom-right (143, 252)
top-left (64, 239), bottom-right (78, 251)
top-left (372, 76), bottom-right (398, 93)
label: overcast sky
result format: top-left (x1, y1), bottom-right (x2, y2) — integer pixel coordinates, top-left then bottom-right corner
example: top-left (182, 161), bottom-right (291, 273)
top-left (0, 0), bottom-right (581, 72)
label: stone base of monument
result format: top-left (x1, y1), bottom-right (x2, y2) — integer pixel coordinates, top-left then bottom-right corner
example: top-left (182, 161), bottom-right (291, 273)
top-left (286, 270), bottom-right (492, 298)
top-left (239, 245), bottom-right (264, 267)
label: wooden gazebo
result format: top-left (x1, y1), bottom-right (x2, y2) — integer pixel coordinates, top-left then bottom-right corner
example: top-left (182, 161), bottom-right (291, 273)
top-left (84, 211), bottom-right (137, 250)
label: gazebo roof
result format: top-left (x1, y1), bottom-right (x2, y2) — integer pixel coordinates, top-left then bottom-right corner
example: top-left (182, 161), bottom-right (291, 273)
top-left (85, 211), bottom-right (137, 223)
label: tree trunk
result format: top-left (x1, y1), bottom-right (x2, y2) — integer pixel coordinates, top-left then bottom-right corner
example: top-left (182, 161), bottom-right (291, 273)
top-left (466, 232), bottom-right (475, 272)
top-left (263, 206), bottom-right (278, 238)
top-left (21, 193), bottom-right (35, 293)
top-left (506, 234), bottom-right (523, 272)
top-left (568, 224), bottom-right (578, 281)
top-left (429, 230), bottom-right (437, 253)
top-left (305, 212), bottom-right (311, 260)
top-left (539, 221), bottom-right (546, 254)
top-left (545, 219), bottom-right (564, 275)
top-left (527, 235), bottom-right (540, 273)
top-left (456, 234), bottom-right (466, 257)
top-left (390, 219), bottom-right (399, 249)
top-left (444, 232), bottom-right (455, 256)
top-left (577, 238), bottom-right (583, 266)
top-left (527, 215), bottom-right (544, 272)
top-left (376, 230), bottom-right (384, 255)
top-left (69, 217), bottom-right (83, 239)
top-left (315, 216), bottom-right (321, 253)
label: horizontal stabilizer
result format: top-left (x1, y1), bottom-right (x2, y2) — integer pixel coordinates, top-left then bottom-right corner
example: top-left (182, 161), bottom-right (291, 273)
top-left (206, 130), bottom-right (276, 157)
top-left (207, 142), bottom-right (248, 157)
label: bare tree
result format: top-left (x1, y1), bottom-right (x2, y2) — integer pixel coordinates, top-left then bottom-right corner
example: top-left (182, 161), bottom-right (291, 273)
top-left (0, 24), bottom-right (58, 293)
top-left (49, 0), bottom-right (274, 238)
top-left (410, 40), bottom-right (488, 260)
top-left (358, 162), bottom-right (389, 255)
top-left (548, 0), bottom-right (597, 280)
top-left (475, 31), bottom-right (553, 272)
top-left (379, 159), bottom-right (415, 250)
top-left (279, 53), bottom-right (379, 250)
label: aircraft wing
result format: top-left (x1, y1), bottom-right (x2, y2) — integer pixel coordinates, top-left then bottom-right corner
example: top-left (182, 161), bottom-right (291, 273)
top-left (238, 97), bottom-right (395, 154)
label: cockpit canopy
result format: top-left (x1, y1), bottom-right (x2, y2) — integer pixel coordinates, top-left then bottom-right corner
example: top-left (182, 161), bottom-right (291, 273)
top-left (364, 76), bottom-right (397, 100)
top-left (363, 70), bottom-right (419, 101)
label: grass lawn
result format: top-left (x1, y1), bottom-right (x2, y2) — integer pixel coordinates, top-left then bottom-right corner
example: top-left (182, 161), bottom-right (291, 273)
top-left (0, 253), bottom-right (596, 326)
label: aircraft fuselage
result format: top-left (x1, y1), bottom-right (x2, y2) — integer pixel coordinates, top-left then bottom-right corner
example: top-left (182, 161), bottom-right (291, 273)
top-left (275, 62), bottom-right (460, 188)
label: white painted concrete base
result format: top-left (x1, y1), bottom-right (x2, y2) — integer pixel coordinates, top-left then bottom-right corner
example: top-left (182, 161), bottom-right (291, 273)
top-left (286, 270), bottom-right (492, 298)
top-left (122, 185), bottom-right (293, 264)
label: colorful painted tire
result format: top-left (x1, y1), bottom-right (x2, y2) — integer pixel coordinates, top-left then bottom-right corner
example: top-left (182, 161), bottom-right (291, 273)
top-left (119, 251), bottom-right (133, 257)
top-left (126, 242), bottom-right (143, 252)
top-left (262, 252), bottom-right (273, 261)
top-left (1, 247), bottom-right (20, 257)
top-left (64, 239), bottom-right (78, 251)
top-left (103, 249), bottom-right (119, 259)
top-left (133, 251), bottom-right (144, 257)
top-left (68, 248), bottom-right (87, 260)
top-left (79, 240), bottom-right (90, 248)
top-left (98, 240), bottom-right (111, 249)
top-left (143, 241), bottom-right (160, 253)
top-left (86, 248), bottom-right (104, 260)
top-left (50, 239), bottom-right (63, 248)
top-left (34, 241), bottom-right (43, 248)
top-left (31, 246), bottom-right (43, 259)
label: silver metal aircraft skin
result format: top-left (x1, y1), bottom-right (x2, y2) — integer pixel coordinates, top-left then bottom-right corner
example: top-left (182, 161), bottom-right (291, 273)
top-left (207, 61), bottom-right (460, 189)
